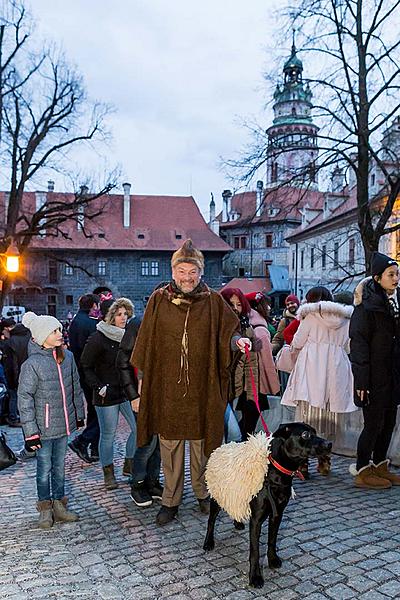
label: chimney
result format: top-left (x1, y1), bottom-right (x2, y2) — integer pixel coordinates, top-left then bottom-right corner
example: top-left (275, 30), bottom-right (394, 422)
top-left (47, 180), bottom-right (55, 192)
top-left (222, 189), bottom-right (232, 222)
top-left (256, 180), bottom-right (264, 217)
top-left (123, 182), bottom-right (131, 228)
top-left (209, 193), bottom-right (216, 223)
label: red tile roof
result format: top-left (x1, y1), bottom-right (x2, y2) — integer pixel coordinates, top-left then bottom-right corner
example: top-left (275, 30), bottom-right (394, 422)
top-left (218, 186), bottom-right (325, 227)
top-left (1, 192), bottom-right (231, 253)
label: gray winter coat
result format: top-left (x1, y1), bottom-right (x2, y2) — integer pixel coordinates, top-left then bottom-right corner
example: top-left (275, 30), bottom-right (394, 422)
top-left (18, 340), bottom-right (85, 440)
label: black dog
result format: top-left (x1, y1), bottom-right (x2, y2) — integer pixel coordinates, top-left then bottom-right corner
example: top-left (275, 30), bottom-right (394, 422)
top-left (203, 422), bottom-right (332, 588)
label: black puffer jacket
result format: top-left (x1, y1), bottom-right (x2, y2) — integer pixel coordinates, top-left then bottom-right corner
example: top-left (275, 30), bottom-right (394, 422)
top-left (81, 326), bottom-right (126, 407)
top-left (349, 277), bottom-right (400, 408)
top-left (3, 324), bottom-right (31, 389)
top-left (115, 317), bottom-right (140, 402)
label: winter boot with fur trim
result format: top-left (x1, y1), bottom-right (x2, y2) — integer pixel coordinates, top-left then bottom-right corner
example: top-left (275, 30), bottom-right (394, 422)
top-left (352, 464), bottom-right (391, 489)
top-left (36, 500), bottom-right (53, 529)
top-left (373, 460), bottom-right (400, 485)
top-left (53, 497), bottom-right (79, 522)
top-left (103, 464), bottom-right (118, 490)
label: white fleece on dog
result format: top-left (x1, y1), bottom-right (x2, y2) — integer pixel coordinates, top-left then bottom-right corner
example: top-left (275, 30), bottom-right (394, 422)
top-left (205, 432), bottom-right (272, 523)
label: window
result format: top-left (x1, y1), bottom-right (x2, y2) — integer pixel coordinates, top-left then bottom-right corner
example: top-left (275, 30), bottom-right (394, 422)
top-left (334, 242), bottom-right (339, 266)
top-left (265, 233), bottom-right (273, 248)
top-left (98, 233), bottom-right (105, 239)
top-left (271, 162), bottom-right (278, 183)
top-left (300, 249), bottom-right (304, 270)
top-left (292, 252), bottom-right (295, 270)
top-left (65, 264), bottom-right (73, 276)
top-left (238, 267), bottom-right (245, 276)
top-left (66, 295), bottom-right (73, 305)
top-left (322, 245), bottom-right (327, 269)
top-left (49, 260), bottom-right (58, 284)
top-left (141, 261), bottom-right (149, 276)
top-left (138, 233), bottom-right (145, 239)
top-left (151, 261), bottom-right (159, 276)
top-left (233, 236), bottom-right (247, 249)
top-left (371, 173), bottom-right (375, 186)
top-left (48, 294), bottom-right (57, 316)
top-left (310, 247), bottom-right (314, 269)
top-left (349, 238), bottom-right (355, 266)
top-left (175, 234), bottom-right (182, 240)
top-left (98, 261), bottom-right (106, 276)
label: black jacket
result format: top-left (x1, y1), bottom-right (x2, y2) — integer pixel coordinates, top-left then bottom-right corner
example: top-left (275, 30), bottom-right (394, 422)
top-left (68, 310), bottom-right (98, 365)
top-left (80, 330), bottom-right (125, 406)
top-left (3, 324), bottom-right (31, 389)
top-left (349, 278), bottom-right (400, 408)
top-left (115, 318), bottom-right (140, 402)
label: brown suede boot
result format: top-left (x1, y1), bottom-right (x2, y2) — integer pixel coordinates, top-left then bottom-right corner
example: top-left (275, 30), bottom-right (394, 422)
top-left (122, 458), bottom-right (133, 477)
top-left (53, 497), bottom-right (79, 522)
top-left (103, 464), bottom-right (118, 490)
top-left (317, 455), bottom-right (331, 476)
top-left (354, 464), bottom-right (391, 489)
top-left (373, 460), bottom-right (400, 486)
top-left (36, 500), bottom-right (53, 529)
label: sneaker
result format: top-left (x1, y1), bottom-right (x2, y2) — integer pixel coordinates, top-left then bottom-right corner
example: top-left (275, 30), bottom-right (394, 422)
top-left (16, 447), bottom-right (36, 461)
top-left (130, 481), bottom-right (153, 507)
top-left (68, 439), bottom-right (93, 464)
top-left (156, 505), bottom-right (178, 525)
top-left (198, 496), bottom-right (210, 514)
top-left (146, 479), bottom-right (163, 500)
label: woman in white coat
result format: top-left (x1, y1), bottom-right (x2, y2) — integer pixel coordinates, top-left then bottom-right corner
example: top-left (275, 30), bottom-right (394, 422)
top-left (281, 286), bottom-right (357, 477)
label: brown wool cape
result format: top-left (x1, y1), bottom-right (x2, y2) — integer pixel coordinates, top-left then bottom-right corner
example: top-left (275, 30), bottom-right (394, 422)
top-left (131, 284), bottom-right (240, 457)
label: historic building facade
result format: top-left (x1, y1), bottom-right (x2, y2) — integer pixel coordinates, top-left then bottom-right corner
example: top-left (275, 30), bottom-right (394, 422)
top-left (2, 185), bottom-right (231, 319)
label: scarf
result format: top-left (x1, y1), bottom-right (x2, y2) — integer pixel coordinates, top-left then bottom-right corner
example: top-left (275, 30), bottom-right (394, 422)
top-left (96, 320), bottom-right (125, 343)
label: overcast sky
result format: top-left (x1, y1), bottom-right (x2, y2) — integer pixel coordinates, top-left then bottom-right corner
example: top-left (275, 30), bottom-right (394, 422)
top-left (30, 0), bottom-right (288, 218)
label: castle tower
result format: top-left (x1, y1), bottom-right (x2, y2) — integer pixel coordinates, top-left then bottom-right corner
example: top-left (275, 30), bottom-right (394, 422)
top-left (266, 39), bottom-right (319, 189)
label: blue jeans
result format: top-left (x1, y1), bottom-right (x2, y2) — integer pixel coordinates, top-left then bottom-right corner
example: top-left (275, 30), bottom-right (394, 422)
top-left (224, 403), bottom-right (242, 443)
top-left (95, 401), bottom-right (137, 467)
top-left (131, 435), bottom-right (161, 484)
top-left (36, 436), bottom-right (68, 501)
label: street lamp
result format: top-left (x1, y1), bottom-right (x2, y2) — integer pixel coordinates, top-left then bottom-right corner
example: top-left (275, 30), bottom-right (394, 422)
top-left (4, 240), bottom-right (20, 273)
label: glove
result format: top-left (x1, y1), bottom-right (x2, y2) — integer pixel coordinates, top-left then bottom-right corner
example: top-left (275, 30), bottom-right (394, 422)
top-left (25, 434), bottom-right (42, 451)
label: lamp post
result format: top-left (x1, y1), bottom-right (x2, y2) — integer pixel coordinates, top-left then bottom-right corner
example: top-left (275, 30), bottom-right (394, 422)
top-left (0, 239), bottom-right (20, 294)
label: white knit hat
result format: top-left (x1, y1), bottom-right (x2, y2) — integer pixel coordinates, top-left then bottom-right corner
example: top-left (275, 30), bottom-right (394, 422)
top-left (22, 311), bottom-right (62, 346)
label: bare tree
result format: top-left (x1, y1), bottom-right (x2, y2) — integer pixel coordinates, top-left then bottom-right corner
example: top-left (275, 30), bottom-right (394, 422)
top-left (227, 0), bottom-right (400, 272)
top-left (0, 1), bottom-right (119, 306)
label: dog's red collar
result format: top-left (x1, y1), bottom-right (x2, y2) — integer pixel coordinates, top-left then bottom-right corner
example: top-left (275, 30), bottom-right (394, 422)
top-left (268, 455), bottom-right (305, 481)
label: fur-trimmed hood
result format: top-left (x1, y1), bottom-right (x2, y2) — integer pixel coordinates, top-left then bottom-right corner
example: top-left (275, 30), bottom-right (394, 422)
top-left (296, 301), bottom-right (353, 330)
top-left (353, 276), bottom-right (372, 307)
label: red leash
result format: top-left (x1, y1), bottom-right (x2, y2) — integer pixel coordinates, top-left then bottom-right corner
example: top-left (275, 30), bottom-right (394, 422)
top-left (244, 344), bottom-right (270, 436)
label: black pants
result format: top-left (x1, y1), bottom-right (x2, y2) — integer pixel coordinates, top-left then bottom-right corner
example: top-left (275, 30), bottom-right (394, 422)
top-left (76, 379), bottom-right (100, 452)
top-left (238, 393), bottom-right (262, 441)
top-left (356, 405), bottom-right (397, 470)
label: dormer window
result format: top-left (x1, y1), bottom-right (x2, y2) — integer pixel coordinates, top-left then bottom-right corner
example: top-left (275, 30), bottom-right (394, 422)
top-left (175, 234), bottom-right (182, 239)
top-left (138, 233), bottom-right (145, 239)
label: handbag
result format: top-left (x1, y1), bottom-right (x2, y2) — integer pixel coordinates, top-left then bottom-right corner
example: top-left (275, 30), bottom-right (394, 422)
top-left (275, 344), bottom-right (297, 373)
top-left (0, 431), bottom-right (17, 471)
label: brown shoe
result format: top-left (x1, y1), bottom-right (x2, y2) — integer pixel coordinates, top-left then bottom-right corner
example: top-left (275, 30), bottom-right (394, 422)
top-left (103, 464), bottom-right (118, 490)
top-left (354, 464), bottom-right (391, 489)
top-left (36, 500), bottom-right (53, 529)
top-left (317, 455), bottom-right (331, 476)
top-left (53, 497), bottom-right (79, 522)
top-left (373, 460), bottom-right (400, 486)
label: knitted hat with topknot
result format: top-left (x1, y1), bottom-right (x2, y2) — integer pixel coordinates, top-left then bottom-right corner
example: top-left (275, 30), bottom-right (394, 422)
top-left (22, 311), bottom-right (62, 346)
top-left (171, 239), bottom-right (204, 272)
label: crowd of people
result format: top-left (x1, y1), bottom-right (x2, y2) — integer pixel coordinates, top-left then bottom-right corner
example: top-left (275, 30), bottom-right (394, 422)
top-left (2, 240), bottom-right (400, 529)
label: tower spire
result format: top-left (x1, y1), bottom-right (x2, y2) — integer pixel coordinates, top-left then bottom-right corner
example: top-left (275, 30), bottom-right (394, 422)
top-left (291, 28), bottom-right (296, 55)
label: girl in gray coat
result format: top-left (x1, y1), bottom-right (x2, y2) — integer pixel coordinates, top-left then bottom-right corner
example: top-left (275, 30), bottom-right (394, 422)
top-left (18, 312), bottom-right (85, 529)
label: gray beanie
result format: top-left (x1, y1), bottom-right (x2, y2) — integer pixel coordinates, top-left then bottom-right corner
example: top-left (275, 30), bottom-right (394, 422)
top-left (22, 311), bottom-right (62, 346)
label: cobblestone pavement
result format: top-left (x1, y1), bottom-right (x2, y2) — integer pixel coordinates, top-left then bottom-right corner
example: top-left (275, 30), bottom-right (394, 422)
top-left (1, 422), bottom-right (400, 600)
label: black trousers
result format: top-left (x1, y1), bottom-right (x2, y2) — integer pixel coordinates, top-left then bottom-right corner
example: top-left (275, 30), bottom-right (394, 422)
top-left (76, 378), bottom-right (100, 452)
top-left (356, 405), bottom-right (397, 470)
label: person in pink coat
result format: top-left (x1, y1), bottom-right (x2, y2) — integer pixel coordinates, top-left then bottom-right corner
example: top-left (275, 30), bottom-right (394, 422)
top-left (246, 293), bottom-right (280, 403)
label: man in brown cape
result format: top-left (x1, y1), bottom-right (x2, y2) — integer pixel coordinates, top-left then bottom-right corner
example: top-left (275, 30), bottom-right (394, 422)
top-left (131, 239), bottom-right (251, 525)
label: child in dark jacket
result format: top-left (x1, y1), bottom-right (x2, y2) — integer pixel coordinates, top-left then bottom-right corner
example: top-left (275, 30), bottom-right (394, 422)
top-left (18, 312), bottom-right (85, 529)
